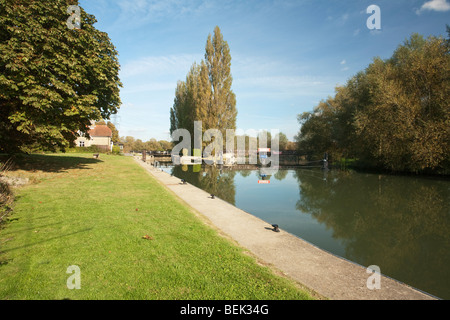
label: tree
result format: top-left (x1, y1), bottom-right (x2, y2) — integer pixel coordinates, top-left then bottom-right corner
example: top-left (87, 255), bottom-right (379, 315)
top-left (354, 34), bottom-right (450, 171)
top-left (106, 121), bottom-right (119, 143)
top-left (158, 140), bottom-right (173, 151)
top-left (145, 138), bottom-right (161, 152)
top-left (276, 132), bottom-right (289, 151)
top-left (285, 141), bottom-right (297, 151)
top-left (258, 130), bottom-right (272, 149)
top-left (447, 24), bottom-right (450, 48)
top-left (170, 26), bottom-right (237, 146)
top-left (295, 100), bottom-right (339, 161)
top-left (120, 136), bottom-right (135, 153)
top-left (0, 0), bottom-right (122, 153)
top-left (204, 26), bottom-right (237, 135)
top-left (295, 31), bottom-right (449, 173)
top-left (133, 139), bottom-right (145, 152)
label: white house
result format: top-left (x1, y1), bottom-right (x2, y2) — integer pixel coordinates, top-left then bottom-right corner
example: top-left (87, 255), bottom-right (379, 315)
top-left (75, 123), bottom-right (113, 152)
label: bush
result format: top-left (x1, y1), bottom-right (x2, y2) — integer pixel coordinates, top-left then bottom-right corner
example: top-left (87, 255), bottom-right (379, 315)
top-left (0, 159), bottom-right (14, 225)
top-left (65, 146), bottom-right (105, 154)
top-left (111, 145), bottom-right (122, 155)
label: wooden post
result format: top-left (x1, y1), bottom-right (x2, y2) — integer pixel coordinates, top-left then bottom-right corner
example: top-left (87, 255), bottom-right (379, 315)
top-left (323, 152), bottom-right (329, 169)
top-left (142, 151), bottom-right (146, 162)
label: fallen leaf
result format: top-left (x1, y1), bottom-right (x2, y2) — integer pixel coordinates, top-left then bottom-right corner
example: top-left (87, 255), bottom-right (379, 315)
top-left (142, 235), bottom-right (153, 240)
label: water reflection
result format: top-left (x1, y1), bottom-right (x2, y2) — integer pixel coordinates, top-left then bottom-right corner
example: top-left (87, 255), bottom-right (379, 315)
top-left (294, 169), bottom-right (450, 299)
top-left (171, 165), bottom-right (237, 205)
top-left (169, 165), bottom-right (450, 299)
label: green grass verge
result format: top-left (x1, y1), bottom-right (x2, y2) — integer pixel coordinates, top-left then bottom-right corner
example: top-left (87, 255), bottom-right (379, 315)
top-left (0, 154), bottom-right (314, 300)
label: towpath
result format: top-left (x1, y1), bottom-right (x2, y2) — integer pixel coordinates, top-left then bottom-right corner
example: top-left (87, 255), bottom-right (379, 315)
top-left (135, 159), bottom-right (437, 300)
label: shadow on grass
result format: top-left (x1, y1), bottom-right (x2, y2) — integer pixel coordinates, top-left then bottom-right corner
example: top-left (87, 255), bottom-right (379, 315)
top-left (0, 222), bottom-right (63, 236)
top-left (1, 227), bottom-right (93, 254)
top-left (0, 154), bottom-right (102, 173)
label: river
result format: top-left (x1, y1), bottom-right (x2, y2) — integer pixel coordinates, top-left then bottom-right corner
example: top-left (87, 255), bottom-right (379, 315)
top-left (162, 164), bottom-right (449, 300)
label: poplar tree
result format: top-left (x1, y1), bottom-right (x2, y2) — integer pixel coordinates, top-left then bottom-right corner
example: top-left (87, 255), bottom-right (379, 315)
top-left (170, 26), bottom-right (237, 142)
top-left (0, 0), bottom-right (122, 153)
top-left (204, 26), bottom-right (237, 134)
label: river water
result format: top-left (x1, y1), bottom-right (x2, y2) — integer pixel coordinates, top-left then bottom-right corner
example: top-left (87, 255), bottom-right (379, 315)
top-left (163, 164), bottom-right (450, 300)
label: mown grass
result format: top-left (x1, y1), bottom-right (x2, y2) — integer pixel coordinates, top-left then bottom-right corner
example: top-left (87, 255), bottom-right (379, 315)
top-left (0, 154), bottom-right (315, 300)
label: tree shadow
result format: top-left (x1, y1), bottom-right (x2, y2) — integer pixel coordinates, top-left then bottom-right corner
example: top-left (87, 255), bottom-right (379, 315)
top-left (1, 227), bottom-right (93, 254)
top-left (0, 154), bottom-right (102, 173)
top-left (0, 258), bottom-right (10, 267)
top-left (0, 222), bottom-right (63, 236)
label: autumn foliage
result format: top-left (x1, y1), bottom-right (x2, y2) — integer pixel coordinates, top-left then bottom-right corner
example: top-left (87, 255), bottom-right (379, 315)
top-left (296, 31), bottom-right (450, 174)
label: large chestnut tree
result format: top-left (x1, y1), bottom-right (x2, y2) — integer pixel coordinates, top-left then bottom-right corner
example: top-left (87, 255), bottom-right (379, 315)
top-left (0, 0), bottom-right (122, 153)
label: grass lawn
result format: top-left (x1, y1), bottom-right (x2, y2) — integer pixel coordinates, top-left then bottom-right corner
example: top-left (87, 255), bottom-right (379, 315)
top-left (0, 153), bottom-right (315, 300)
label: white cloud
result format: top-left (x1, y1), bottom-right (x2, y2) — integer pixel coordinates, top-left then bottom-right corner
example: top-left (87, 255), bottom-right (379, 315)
top-left (416, 0), bottom-right (450, 14)
top-left (233, 75), bottom-right (335, 99)
top-left (325, 13), bottom-right (350, 26)
top-left (340, 60), bottom-right (349, 71)
top-left (222, 55), bottom-right (339, 99)
top-left (118, 54), bottom-right (204, 97)
top-left (111, 0), bottom-right (212, 29)
top-left (369, 29), bottom-right (383, 36)
top-left (235, 76), bottom-right (325, 88)
top-left (120, 54), bottom-right (202, 78)
top-left (120, 82), bottom-right (177, 94)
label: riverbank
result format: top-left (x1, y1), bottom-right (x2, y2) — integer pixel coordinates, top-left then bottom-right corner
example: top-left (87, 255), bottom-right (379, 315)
top-left (136, 158), bottom-right (438, 300)
top-left (332, 157), bottom-right (450, 178)
top-left (0, 153), bottom-right (315, 300)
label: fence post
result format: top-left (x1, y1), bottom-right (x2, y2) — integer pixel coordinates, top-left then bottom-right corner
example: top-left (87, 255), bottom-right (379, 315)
top-left (323, 152), bottom-right (329, 170)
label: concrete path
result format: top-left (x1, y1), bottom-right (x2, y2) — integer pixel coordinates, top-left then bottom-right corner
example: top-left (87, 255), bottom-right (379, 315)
top-left (135, 159), bottom-right (437, 300)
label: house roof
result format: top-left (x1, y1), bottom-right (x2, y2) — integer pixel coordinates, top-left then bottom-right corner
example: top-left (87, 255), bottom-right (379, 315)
top-left (89, 125), bottom-right (112, 137)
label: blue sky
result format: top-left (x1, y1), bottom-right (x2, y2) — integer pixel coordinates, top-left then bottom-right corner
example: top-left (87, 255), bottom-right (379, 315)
top-left (78, 0), bottom-right (450, 142)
